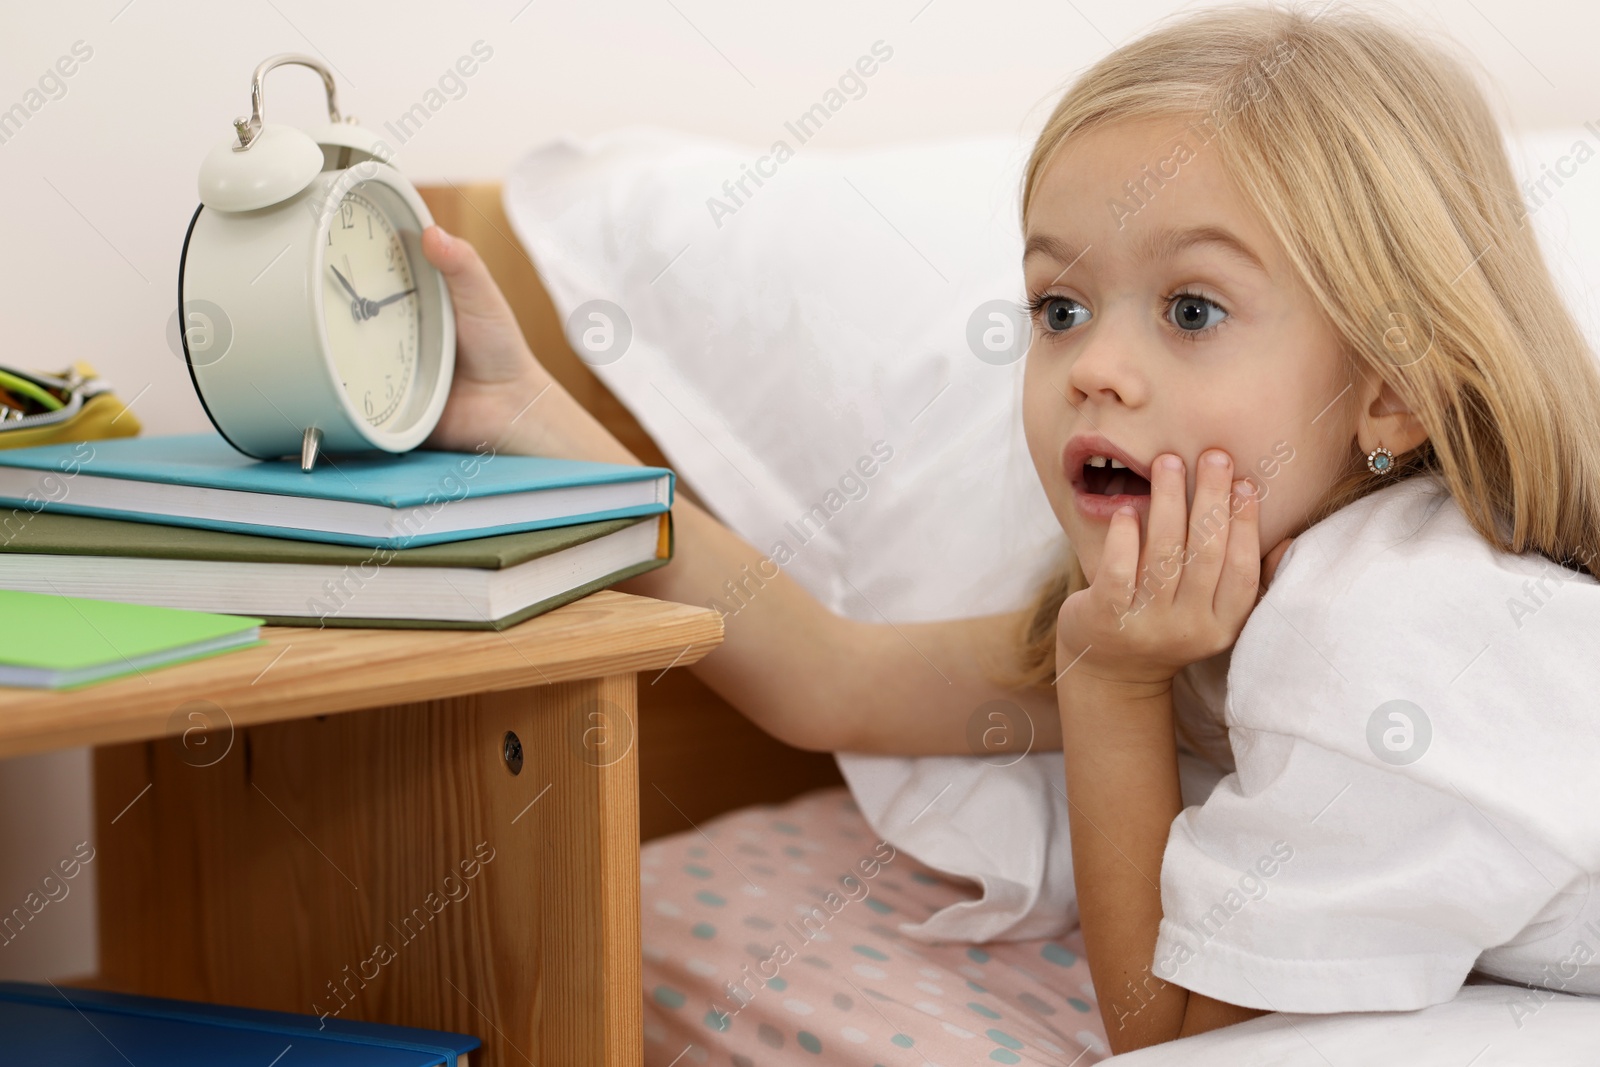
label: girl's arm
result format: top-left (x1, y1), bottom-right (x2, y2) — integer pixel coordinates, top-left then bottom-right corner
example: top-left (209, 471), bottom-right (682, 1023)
top-left (617, 495), bottom-right (1062, 756)
top-left (1052, 450), bottom-right (1292, 1054)
top-left (420, 226), bottom-right (1059, 757)
top-left (1058, 672), bottom-right (1269, 1051)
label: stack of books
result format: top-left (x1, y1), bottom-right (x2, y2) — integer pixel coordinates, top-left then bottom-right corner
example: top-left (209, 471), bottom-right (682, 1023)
top-left (0, 433), bottom-right (676, 685)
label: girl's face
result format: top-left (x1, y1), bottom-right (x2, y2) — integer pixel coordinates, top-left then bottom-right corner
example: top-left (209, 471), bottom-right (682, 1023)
top-left (1021, 115), bottom-right (1357, 584)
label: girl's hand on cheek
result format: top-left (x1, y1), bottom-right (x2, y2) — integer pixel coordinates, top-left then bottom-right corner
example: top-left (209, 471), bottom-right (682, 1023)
top-left (1056, 449), bottom-right (1264, 695)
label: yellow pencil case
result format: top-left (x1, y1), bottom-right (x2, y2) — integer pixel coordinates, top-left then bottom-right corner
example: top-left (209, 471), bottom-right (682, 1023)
top-left (0, 361), bottom-right (142, 450)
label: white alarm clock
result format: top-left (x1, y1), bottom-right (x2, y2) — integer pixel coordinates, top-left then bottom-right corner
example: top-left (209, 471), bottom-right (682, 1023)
top-left (179, 53), bottom-right (454, 471)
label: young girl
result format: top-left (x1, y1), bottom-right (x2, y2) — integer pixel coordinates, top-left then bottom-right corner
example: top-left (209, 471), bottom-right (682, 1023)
top-left (417, 2), bottom-right (1600, 1060)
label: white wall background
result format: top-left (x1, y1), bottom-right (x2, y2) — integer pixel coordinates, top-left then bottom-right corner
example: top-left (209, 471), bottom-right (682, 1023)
top-left (0, 0), bottom-right (1593, 981)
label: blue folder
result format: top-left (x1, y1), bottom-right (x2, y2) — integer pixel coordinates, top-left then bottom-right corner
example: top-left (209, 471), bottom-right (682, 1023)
top-left (0, 981), bottom-right (479, 1065)
top-left (0, 432), bottom-right (674, 549)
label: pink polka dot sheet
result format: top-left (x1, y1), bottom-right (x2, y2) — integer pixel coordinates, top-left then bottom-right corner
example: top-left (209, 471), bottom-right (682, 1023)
top-left (642, 785), bottom-right (1112, 1066)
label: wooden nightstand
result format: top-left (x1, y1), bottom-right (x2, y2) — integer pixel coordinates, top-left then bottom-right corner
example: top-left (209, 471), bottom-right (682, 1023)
top-left (0, 589), bottom-right (722, 1067)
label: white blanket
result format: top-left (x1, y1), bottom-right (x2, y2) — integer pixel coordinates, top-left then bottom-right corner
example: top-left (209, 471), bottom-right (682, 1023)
top-left (835, 648), bottom-right (1234, 943)
top-left (845, 471), bottom-right (1600, 1058)
top-left (1149, 472), bottom-right (1600, 1011)
top-left (1101, 981), bottom-right (1600, 1066)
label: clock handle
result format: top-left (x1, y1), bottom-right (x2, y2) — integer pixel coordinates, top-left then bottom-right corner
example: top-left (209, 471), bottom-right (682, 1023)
top-left (232, 53), bottom-right (343, 151)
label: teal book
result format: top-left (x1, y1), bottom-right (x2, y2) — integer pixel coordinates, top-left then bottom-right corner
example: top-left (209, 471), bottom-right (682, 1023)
top-left (0, 980), bottom-right (479, 1065)
top-left (0, 432), bottom-right (674, 549)
top-left (0, 588), bottom-right (264, 690)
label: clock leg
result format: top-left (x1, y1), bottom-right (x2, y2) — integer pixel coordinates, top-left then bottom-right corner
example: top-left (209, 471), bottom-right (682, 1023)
top-left (301, 426), bottom-right (322, 471)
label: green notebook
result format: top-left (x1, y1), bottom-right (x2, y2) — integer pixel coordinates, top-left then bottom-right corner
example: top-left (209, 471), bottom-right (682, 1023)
top-left (0, 588), bottom-right (264, 690)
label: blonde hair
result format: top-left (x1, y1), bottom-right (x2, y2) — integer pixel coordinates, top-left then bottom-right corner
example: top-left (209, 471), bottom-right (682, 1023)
top-left (995, 2), bottom-right (1600, 756)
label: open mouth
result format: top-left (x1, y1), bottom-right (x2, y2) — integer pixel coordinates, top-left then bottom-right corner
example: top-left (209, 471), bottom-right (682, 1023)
top-left (1081, 461), bottom-right (1152, 497)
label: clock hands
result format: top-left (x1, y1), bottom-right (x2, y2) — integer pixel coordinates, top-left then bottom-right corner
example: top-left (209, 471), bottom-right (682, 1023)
top-left (371, 287), bottom-right (416, 310)
top-left (329, 264), bottom-right (374, 321)
top-left (328, 266), bottom-right (413, 322)
top-left (330, 264), bottom-right (361, 302)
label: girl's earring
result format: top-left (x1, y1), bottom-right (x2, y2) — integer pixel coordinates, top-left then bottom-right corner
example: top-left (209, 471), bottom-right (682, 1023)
top-left (1366, 444), bottom-right (1396, 475)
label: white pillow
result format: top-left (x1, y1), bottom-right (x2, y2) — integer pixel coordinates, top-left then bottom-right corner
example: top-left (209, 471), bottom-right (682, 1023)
top-left (503, 124), bottom-right (1600, 946)
top-left (503, 127), bottom-right (1063, 623)
top-left (1506, 128), bottom-right (1600, 351)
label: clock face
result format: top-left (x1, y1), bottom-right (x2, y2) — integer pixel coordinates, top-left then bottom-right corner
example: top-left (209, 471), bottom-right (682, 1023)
top-left (321, 190), bottom-right (420, 428)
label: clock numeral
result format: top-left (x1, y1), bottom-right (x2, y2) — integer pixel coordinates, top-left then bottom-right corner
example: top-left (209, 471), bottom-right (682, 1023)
top-left (366, 213), bottom-right (373, 240)
top-left (364, 390), bottom-right (375, 417)
top-left (384, 372), bottom-right (395, 400)
top-left (386, 243), bottom-right (398, 273)
top-left (340, 201), bottom-right (355, 230)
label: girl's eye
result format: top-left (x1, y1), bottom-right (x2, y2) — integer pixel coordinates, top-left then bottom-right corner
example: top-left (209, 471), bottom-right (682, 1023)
top-left (1028, 295), bottom-right (1090, 333)
top-left (1024, 291), bottom-right (1229, 340)
top-left (1168, 291), bottom-right (1228, 336)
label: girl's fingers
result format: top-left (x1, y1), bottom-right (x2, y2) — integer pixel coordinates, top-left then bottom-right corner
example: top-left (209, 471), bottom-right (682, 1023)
top-left (422, 226), bottom-right (486, 307)
top-left (1214, 478), bottom-right (1263, 623)
top-left (420, 225), bottom-right (537, 383)
top-left (1177, 449), bottom-right (1235, 614)
top-left (422, 226), bottom-right (516, 330)
top-left (1095, 504), bottom-right (1142, 621)
top-left (1142, 453), bottom-right (1187, 611)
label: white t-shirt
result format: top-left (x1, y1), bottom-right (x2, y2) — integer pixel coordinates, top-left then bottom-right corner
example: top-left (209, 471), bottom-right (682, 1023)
top-left (1154, 470), bottom-right (1600, 1013)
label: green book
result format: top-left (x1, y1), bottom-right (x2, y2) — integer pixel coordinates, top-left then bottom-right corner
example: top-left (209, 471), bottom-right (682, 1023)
top-left (0, 588), bottom-right (264, 690)
top-left (0, 509), bottom-right (673, 630)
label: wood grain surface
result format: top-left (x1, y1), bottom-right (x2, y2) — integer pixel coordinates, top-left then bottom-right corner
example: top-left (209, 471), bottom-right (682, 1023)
top-left (0, 589), bottom-right (720, 760)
